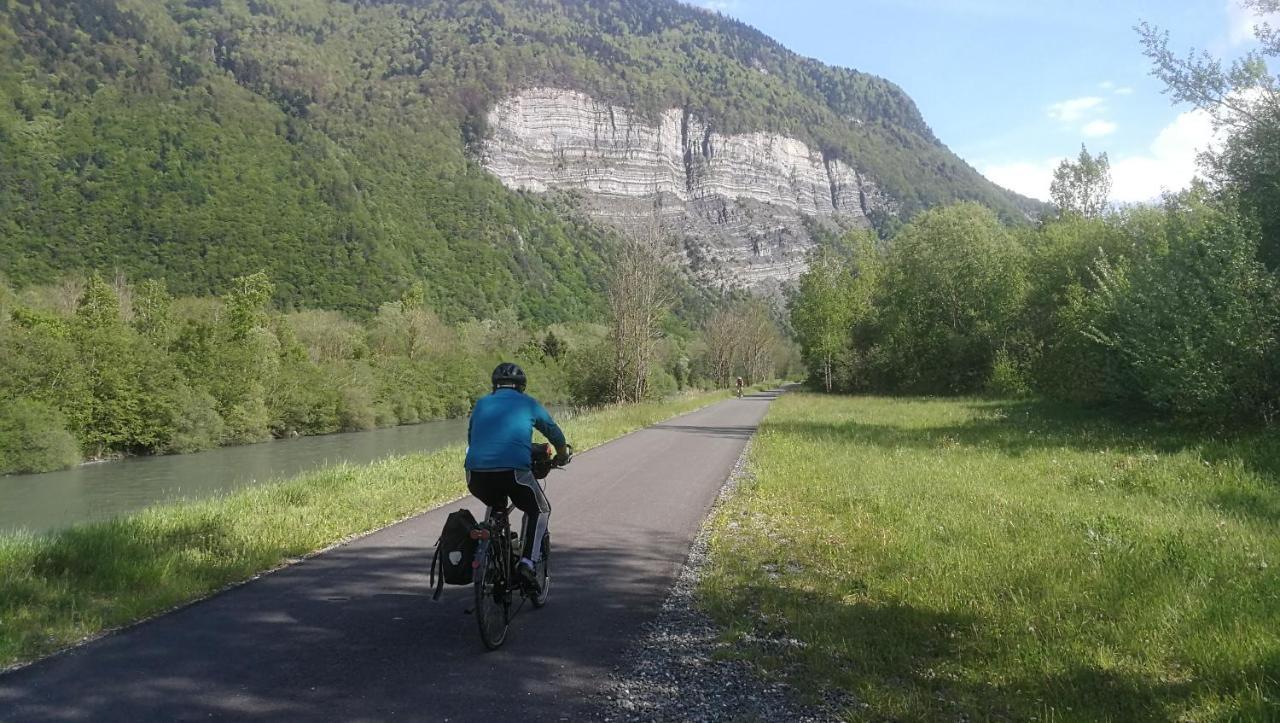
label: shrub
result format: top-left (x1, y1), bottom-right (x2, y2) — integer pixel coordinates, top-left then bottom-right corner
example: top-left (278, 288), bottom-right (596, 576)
top-left (874, 203), bottom-right (1028, 393)
top-left (222, 396), bottom-right (272, 445)
top-left (166, 387), bottom-right (226, 454)
top-left (564, 341), bottom-right (614, 405)
top-left (0, 399), bottom-right (80, 473)
top-left (646, 366), bottom-right (679, 399)
top-left (986, 348), bottom-right (1032, 398)
top-left (1086, 212), bottom-right (1279, 420)
top-left (336, 365), bottom-right (378, 432)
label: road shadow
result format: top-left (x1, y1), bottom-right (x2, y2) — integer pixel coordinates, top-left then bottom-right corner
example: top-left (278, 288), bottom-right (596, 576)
top-left (704, 581), bottom-right (979, 719)
top-left (768, 398), bottom-right (1280, 494)
top-left (974, 648), bottom-right (1280, 721)
top-left (703, 580), bottom-right (1276, 721)
top-left (0, 530), bottom-right (697, 721)
top-left (650, 423), bottom-right (756, 440)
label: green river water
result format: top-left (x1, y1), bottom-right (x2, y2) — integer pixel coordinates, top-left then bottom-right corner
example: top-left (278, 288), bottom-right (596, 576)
top-left (0, 418), bottom-right (468, 534)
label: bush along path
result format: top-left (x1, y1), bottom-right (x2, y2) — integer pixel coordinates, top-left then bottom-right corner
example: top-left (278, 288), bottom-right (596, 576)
top-left (0, 389), bottom-right (778, 721)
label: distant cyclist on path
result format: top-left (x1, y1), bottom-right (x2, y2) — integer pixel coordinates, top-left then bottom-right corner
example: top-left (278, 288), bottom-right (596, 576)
top-left (465, 363), bottom-right (570, 590)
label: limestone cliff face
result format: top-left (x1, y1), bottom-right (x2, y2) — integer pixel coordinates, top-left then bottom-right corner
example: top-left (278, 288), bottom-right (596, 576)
top-left (482, 88), bottom-right (893, 290)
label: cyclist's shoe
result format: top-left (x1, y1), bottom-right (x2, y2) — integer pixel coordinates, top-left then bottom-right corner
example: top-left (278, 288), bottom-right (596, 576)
top-left (517, 558), bottom-right (541, 594)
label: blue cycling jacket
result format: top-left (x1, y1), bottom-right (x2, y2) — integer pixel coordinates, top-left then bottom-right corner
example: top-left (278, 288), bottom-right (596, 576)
top-left (464, 388), bottom-right (566, 471)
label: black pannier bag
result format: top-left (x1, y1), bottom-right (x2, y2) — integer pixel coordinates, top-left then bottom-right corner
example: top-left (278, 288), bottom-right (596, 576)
top-left (429, 508), bottom-right (479, 600)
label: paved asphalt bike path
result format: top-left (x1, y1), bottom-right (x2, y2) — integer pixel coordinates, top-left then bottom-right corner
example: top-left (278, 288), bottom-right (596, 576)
top-left (0, 390), bottom-right (780, 721)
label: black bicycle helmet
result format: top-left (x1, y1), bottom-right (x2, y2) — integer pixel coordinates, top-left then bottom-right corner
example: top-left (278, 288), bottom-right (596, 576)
top-left (491, 362), bottom-right (527, 392)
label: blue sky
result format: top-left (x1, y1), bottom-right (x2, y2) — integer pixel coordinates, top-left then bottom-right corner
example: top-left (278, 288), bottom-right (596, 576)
top-left (691, 0), bottom-right (1273, 202)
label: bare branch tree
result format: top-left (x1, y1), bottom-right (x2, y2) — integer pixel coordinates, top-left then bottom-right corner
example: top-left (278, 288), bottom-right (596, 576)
top-left (702, 300), bottom-right (784, 387)
top-left (703, 307), bottom-right (745, 388)
top-left (607, 221), bottom-right (676, 402)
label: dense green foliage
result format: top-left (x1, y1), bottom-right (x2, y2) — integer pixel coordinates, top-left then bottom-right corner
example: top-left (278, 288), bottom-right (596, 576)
top-left (0, 0), bottom-right (1040, 317)
top-left (871, 204), bottom-right (1027, 393)
top-left (0, 0), bottom-right (614, 318)
top-left (0, 399), bottom-right (80, 473)
top-left (789, 195), bottom-right (1280, 422)
top-left (789, 247), bottom-right (858, 392)
top-left (1085, 205), bottom-right (1279, 419)
top-left (0, 268), bottom-right (785, 473)
top-left (0, 387), bottom-right (729, 667)
top-left (704, 394), bottom-right (1280, 720)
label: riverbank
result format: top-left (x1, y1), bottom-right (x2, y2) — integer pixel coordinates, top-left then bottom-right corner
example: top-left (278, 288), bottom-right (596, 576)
top-left (700, 394), bottom-right (1280, 721)
top-left (0, 389), bottom-right (733, 670)
top-left (0, 416), bottom-right (471, 534)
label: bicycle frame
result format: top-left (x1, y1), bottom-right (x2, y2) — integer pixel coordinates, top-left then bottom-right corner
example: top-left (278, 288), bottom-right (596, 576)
top-left (469, 467), bottom-right (563, 650)
top-left (471, 476), bottom-right (547, 612)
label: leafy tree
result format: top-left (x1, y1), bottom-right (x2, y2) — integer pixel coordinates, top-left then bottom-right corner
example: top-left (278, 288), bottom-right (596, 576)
top-left (1085, 205), bottom-right (1279, 420)
top-left (1139, 7), bottom-right (1280, 269)
top-left (542, 330), bottom-right (566, 361)
top-left (131, 279), bottom-right (173, 343)
top-left (790, 250), bottom-right (854, 392)
top-left (224, 272), bottom-right (275, 342)
top-left (75, 273), bottom-right (121, 330)
top-left (874, 204), bottom-right (1028, 393)
top-left (0, 399), bottom-right (80, 474)
top-left (69, 275), bottom-right (181, 457)
top-left (1022, 214), bottom-right (1133, 401)
top-left (165, 386), bottom-right (226, 454)
top-left (1050, 145), bottom-right (1112, 218)
top-left (286, 310), bottom-right (368, 363)
top-left (0, 309), bottom-right (85, 417)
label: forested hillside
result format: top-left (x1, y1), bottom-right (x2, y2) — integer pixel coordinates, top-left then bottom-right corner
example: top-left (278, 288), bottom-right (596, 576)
top-left (0, 0), bottom-right (1041, 316)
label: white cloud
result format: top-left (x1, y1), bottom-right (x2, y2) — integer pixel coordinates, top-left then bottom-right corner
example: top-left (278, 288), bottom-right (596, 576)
top-left (1099, 80), bottom-right (1134, 96)
top-left (981, 158), bottom-right (1063, 201)
top-left (1047, 96), bottom-right (1104, 123)
top-left (983, 108), bottom-right (1213, 203)
top-left (1082, 120), bottom-right (1118, 138)
top-left (982, 109), bottom-right (1217, 204)
top-left (1227, 0), bottom-right (1280, 46)
top-left (1110, 109), bottom-right (1216, 203)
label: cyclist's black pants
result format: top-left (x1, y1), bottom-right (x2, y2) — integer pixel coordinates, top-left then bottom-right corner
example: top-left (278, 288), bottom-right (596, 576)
top-left (466, 469), bottom-right (550, 562)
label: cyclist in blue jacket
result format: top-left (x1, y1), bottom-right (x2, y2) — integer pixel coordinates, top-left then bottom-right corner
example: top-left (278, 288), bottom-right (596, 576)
top-left (465, 362), bottom-right (569, 590)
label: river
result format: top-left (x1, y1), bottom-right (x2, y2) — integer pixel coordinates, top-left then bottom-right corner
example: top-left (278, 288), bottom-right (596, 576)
top-left (0, 418), bottom-right (469, 535)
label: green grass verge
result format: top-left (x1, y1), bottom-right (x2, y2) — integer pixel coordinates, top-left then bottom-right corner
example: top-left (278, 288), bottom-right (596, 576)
top-left (0, 388), bottom-right (731, 669)
top-left (701, 394), bottom-right (1280, 722)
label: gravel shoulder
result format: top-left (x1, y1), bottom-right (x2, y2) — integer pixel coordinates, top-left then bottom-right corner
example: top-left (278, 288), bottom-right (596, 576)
top-left (595, 439), bottom-right (851, 723)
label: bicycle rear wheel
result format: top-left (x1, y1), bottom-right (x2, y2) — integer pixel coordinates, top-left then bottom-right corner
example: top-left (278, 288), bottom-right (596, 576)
top-left (531, 532), bottom-right (551, 608)
top-left (475, 544), bottom-right (509, 649)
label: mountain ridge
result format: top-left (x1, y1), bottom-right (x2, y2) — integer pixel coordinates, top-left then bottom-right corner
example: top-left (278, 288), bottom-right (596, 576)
top-left (0, 0), bottom-right (1046, 318)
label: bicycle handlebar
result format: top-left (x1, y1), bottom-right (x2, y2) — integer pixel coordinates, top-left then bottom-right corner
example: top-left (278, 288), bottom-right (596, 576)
top-left (531, 442), bottom-right (573, 477)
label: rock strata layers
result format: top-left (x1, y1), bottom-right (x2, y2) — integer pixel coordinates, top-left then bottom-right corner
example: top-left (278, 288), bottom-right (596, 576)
top-left (483, 88), bottom-right (889, 290)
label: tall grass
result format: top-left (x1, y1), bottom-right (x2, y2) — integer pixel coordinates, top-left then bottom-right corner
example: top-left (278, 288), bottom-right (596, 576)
top-left (0, 388), bottom-right (730, 669)
top-left (701, 394), bottom-right (1280, 721)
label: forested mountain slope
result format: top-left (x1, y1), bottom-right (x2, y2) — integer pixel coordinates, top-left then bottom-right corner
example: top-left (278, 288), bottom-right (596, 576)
top-left (0, 0), bottom-right (1043, 318)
